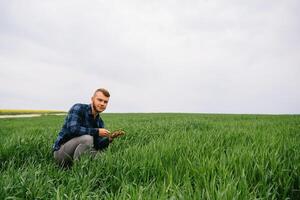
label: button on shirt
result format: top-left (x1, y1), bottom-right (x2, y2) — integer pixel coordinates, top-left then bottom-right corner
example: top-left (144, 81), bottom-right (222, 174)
top-left (53, 103), bottom-right (104, 151)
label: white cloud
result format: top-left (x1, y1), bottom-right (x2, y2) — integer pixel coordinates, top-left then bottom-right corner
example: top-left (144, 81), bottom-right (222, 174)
top-left (0, 0), bottom-right (299, 113)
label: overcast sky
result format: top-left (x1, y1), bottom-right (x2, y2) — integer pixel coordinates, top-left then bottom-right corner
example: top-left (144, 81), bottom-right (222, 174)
top-left (0, 0), bottom-right (299, 114)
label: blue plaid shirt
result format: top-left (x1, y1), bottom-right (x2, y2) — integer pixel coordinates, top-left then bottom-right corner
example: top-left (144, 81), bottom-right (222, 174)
top-left (53, 103), bottom-right (104, 151)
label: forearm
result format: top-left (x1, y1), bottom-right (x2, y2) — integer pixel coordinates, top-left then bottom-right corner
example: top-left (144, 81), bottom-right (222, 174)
top-left (69, 125), bottom-right (99, 137)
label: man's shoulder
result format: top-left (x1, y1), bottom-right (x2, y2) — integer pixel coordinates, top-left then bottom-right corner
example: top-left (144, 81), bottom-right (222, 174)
top-left (69, 103), bottom-right (89, 112)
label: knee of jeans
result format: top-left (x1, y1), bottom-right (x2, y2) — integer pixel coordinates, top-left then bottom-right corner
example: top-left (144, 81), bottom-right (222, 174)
top-left (80, 135), bottom-right (93, 145)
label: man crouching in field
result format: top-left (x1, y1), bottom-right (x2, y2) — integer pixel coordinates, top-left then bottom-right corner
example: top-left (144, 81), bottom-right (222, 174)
top-left (52, 88), bottom-right (123, 167)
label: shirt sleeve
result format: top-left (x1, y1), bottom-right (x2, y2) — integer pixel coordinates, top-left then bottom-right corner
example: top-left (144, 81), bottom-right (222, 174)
top-left (65, 104), bottom-right (99, 137)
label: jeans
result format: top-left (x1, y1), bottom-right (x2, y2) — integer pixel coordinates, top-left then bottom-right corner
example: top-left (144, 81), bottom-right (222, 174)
top-left (53, 135), bottom-right (109, 167)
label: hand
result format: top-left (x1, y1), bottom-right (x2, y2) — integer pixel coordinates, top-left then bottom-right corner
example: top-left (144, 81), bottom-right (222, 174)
top-left (99, 128), bottom-right (110, 137)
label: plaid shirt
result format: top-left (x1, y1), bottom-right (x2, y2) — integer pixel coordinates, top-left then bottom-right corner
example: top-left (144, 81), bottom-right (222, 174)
top-left (53, 103), bottom-right (104, 151)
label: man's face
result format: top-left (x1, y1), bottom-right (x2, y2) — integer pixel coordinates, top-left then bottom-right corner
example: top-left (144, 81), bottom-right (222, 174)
top-left (91, 91), bottom-right (110, 113)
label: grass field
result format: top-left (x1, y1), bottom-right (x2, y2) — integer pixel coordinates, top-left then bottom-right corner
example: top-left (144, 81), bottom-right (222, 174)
top-left (0, 113), bottom-right (299, 199)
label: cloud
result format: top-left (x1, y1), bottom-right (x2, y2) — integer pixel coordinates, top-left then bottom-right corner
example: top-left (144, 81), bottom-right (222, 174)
top-left (0, 0), bottom-right (299, 113)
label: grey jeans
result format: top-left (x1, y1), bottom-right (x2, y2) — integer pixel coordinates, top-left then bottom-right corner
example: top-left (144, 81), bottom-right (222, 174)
top-left (54, 135), bottom-right (96, 167)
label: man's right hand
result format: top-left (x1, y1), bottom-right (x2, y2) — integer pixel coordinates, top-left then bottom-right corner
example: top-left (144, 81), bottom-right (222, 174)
top-left (99, 128), bottom-right (110, 137)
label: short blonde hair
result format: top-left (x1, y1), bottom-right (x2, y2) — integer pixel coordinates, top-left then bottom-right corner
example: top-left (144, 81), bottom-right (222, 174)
top-left (94, 88), bottom-right (110, 97)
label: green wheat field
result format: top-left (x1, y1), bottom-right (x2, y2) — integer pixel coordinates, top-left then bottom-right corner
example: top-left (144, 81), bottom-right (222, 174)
top-left (0, 113), bottom-right (299, 199)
